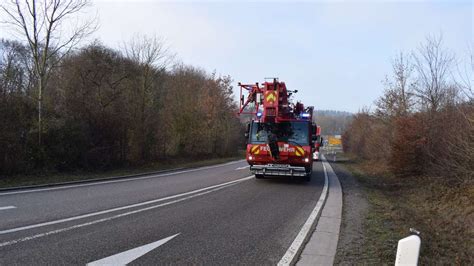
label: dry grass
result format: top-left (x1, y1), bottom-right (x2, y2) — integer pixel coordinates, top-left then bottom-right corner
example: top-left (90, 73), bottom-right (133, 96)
top-left (345, 155), bottom-right (474, 264)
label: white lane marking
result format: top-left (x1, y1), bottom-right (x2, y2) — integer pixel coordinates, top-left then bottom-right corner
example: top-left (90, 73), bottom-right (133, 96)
top-left (0, 206), bottom-right (16, 211)
top-left (235, 165), bottom-right (250, 170)
top-left (278, 156), bottom-right (329, 266)
top-left (0, 160), bottom-right (245, 196)
top-left (0, 176), bottom-right (253, 235)
top-left (87, 233), bottom-right (180, 265)
top-left (0, 177), bottom-right (252, 247)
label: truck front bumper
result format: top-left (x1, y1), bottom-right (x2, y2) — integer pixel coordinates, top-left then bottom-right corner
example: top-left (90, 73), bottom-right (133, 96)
top-left (250, 164), bottom-right (308, 177)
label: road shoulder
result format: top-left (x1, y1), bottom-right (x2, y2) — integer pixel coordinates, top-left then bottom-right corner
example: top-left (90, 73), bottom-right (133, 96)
top-left (328, 155), bottom-right (370, 264)
top-left (296, 155), bottom-right (342, 266)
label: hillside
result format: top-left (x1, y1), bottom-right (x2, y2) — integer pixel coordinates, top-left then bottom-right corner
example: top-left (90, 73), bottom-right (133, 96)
top-left (314, 110), bottom-right (353, 135)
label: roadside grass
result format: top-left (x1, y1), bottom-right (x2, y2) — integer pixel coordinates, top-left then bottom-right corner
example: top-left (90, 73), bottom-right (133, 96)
top-left (340, 153), bottom-right (473, 265)
top-left (0, 154), bottom-right (245, 189)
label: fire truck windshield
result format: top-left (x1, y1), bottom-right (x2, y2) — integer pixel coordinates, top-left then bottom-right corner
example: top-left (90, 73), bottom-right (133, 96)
top-left (249, 121), bottom-right (309, 146)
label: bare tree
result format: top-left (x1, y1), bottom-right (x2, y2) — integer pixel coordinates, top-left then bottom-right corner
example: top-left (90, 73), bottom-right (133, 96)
top-left (122, 34), bottom-right (174, 113)
top-left (0, 0), bottom-right (97, 146)
top-left (123, 34), bottom-right (173, 70)
top-left (122, 34), bottom-right (174, 161)
top-left (454, 43), bottom-right (473, 101)
top-left (413, 34), bottom-right (455, 112)
top-left (376, 52), bottom-right (415, 117)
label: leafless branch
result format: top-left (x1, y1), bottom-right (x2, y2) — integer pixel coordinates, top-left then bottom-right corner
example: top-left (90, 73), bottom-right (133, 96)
top-left (0, 0), bottom-right (98, 146)
top-left (122, 34), bottom-right (175, 70)
top-left (412, 34), bottom-right (455, 112)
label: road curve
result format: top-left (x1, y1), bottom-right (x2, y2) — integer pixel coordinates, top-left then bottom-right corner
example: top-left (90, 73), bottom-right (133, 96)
top-left (0, 160), bottom-right (324, 265)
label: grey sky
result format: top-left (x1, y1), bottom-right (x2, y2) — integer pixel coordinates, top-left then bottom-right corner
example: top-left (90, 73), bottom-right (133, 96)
top-left (4, 0), bottom-right (472, 112)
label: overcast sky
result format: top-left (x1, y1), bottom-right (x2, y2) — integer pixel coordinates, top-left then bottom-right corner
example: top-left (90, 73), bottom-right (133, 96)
top-left (6, 0), bottom-right (472, 112)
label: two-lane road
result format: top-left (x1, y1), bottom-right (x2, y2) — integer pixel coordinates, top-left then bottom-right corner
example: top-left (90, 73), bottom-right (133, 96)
top-left (0, 160), bottom-right (324, 264)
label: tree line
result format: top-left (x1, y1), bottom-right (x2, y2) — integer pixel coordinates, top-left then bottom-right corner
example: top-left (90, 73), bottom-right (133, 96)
top-left (0, 1), bottom-right (243, 176)
top-left (343, 35), bottom-right (473, 183)
top-left (313, 110), bottom-right (353, 136)
top-left (0, 38), bottom-right (242, 175)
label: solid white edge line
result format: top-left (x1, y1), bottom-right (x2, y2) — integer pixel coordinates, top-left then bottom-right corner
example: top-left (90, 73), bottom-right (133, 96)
top-left (0, 176), bottom-right (253, 235)
top-left (0, 177), bottom-right (253, 247)
top-left (277, 155), bottom-right (329, 266)
top-left (0, 160), bottom-right (245, 196)
top-left (0, 206), bottom-right (16, 211)
top-left (87, 233), bottom-right (180, 265)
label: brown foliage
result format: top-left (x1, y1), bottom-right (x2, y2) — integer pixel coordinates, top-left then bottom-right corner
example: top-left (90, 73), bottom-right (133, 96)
top-left (389, 115), bottom-right (426, 176)
top-left (426, 104), bottom-right (474, 182)
top-left (345, 105), bottom-right (473, 182)
top-left (344, 36), bottom-right (473, 182)
top-left (0, 40), bottom-right (242, 174)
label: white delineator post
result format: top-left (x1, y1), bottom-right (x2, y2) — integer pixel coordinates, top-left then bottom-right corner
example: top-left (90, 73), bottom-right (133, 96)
top-left (395, 229), bottom-right (421, 266)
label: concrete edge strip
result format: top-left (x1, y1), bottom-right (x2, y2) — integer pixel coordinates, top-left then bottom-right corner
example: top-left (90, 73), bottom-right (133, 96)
top-left (308, 155), bottom-right (342, 264)
top-left (277, 157), bottom-right (330, 266)
top-left (0, 159), bottom-right (245, 194)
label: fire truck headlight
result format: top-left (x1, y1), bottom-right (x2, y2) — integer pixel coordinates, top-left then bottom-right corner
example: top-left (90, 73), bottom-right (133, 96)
top-left (304, 157), bottom-right (310, 163)
top-left (248, 155), bottom-right (253, 160)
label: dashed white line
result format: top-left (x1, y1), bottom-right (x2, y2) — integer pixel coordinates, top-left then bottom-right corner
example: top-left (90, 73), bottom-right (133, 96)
top-left (235, 165), bottom-right (250, 170)
top-left (0, 177), bottom-right (253, 247)
top-left (0, 206), bottom-right (16, 211)
top-left (0, 176), bottom-right (252, 235)
top-left (87, 233), bottom-right (180, 265)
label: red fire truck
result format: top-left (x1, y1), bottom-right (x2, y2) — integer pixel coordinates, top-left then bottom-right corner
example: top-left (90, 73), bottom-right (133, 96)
top-left (238, 78), bottom-right (322, 181)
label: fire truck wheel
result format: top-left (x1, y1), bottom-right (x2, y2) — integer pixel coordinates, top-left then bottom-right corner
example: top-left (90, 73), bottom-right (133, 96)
top-left (303, 174), bottom-right (312, 182)
top-left (304, 166), bottom-right (312, 182)
top-left (255, 174), bottom-right (264, 179)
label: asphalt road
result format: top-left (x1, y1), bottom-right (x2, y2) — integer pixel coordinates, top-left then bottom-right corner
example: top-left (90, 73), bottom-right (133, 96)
top-left (0, 160), bottom-right (324, 265)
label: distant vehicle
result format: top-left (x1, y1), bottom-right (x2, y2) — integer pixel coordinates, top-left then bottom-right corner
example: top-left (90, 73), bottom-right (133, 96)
top-left (237, 78), bottom-right (323, 181)
top-left (313, 151), bottom-right (320, 161)
top-left (313, 126), bottom-right (323, 161)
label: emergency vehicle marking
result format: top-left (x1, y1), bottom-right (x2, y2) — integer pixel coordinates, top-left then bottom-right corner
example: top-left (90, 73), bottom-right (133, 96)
top-left (295, 146), bottom-right (305, 157)
top-left (252, 145), bottom-right (297, 153)
top-left (265, 91), bottom-right (277, 103)
top-left (251, 145), bottom-right (260, 155)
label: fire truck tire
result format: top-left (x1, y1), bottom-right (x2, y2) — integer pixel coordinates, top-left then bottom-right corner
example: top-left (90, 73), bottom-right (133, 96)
top-left (304, 166), bottom-right (312, 182)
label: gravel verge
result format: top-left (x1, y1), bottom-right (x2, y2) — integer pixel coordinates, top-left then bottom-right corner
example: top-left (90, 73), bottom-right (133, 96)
top-left (325, 154), bottom-right (370, 264)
